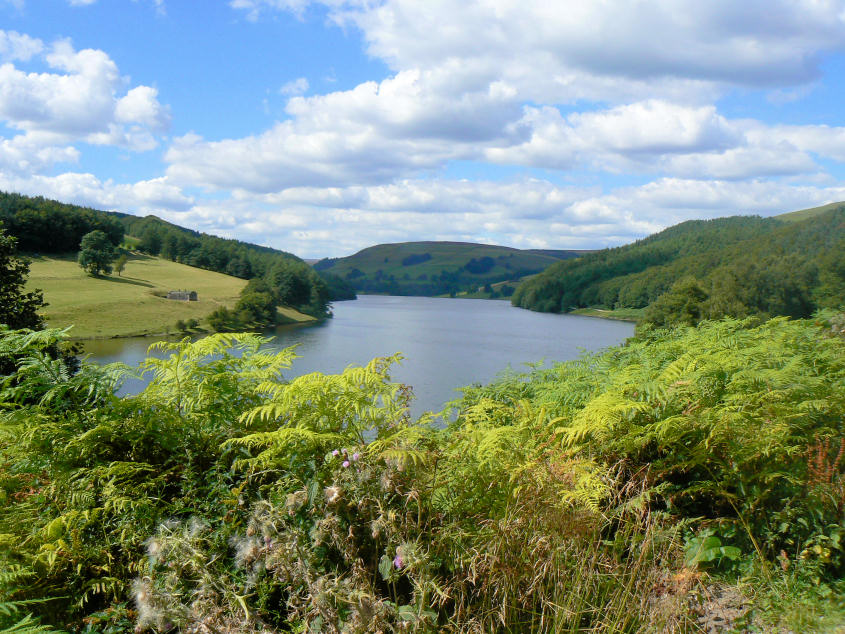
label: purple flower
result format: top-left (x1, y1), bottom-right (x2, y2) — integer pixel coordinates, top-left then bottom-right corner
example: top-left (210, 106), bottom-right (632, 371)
top-left (352, 452), bottom-right (361, 461)
top-left (342, 448), bottom-right (348, 455)
top-left (393, 554), bottom-right (403, 569)
top-left (342, 460), bottom-right (350, 468)
top-left (332, 449), bottom-right (340, 457)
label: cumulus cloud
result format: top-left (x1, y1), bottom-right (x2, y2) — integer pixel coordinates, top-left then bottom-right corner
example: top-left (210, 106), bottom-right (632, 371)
top-left (0, 30), bottom-right (42, 62)
top-left (165, 66), bottom-right (527, 191)
top-left (0, 34), bottom-right (170, 156)
top-left (0, 131), bottom-right (79, 174)
top-left (234, 0), bottom-right (845, 101)
top-left (163, 1), bottom-right (845, 200)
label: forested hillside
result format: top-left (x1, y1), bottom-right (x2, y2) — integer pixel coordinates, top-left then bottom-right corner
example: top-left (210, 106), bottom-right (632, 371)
top-left (513, 205), bottom-right (845, 326)
top-left (315, 241), bottom-right (582, 296)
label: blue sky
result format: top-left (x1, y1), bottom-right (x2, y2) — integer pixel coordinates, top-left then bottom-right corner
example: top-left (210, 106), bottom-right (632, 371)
top-left (2, 1), bottom-right (845, 257)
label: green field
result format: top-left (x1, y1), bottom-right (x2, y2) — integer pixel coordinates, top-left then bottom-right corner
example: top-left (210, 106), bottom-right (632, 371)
top-left (26, 254), bottom-right (314, 338)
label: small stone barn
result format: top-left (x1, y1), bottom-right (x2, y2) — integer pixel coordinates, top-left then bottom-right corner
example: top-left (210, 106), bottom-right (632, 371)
top-left (166, 290), bottom-right (198, 301)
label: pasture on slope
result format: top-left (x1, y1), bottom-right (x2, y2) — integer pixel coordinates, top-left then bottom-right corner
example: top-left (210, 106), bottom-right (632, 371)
top-left (25, 254), bottom-right (313, 339)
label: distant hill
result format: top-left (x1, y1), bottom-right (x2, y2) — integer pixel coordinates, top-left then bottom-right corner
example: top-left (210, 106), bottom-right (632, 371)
top-left (513, 204), bottom-right (845, 326)
top-left (314, 241), bottom-right (582, 296)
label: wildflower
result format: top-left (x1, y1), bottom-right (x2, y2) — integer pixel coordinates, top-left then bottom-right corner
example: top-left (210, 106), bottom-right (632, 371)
top-left (324, 485), bottom-right (342, 504)
top-left (352, 452), bottom-right (361, 461)
top-left (342, 448), bottom-right (348, 455)
top-left (342, 460), bottom-right (350, 468)
top-left (231, 535), bottom-right (261, 568)
top-left (132, 578), bottom-right (164, 630)
top-left (394, 545), bottom-right (405, 569)
top-left (285, 489), bottom-right (308, 514)
top-left (332, 449), bottom-right (340, 457)
top-left (146, 537), bottom-right (161, 562)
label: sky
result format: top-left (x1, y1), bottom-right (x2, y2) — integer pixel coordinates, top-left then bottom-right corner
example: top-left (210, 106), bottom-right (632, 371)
top-left (2, 1), bottom-right (845, 258)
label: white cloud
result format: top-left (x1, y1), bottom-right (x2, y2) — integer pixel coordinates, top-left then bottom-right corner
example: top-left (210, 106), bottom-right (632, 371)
top-left (115, 86), bottom-right (170, 131)
top-left (122, 176), bottom-right (845, 258)
top-left (240, 0), bottom-right (845, 103)
top-left (165, 66), bottom-right (528, 191)
top-left (0, 172), bottom-right (194, 213)
top-left (0, 30), bottom-right (43, 62)
top-left (0, 131), bottom-right (79, 174)
top-left (280, 77), bottom-right (309, 96)
top-left (0, 34), bottom-right (171, 167)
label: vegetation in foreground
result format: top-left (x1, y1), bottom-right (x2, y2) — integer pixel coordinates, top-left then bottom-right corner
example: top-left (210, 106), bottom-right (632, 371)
top-left (1, 311), bottom-right (844, 632)
top-left (26, 254), bottom-right (272, 339)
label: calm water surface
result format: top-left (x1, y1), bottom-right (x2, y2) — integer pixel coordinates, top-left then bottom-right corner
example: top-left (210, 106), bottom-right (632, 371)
top-left (83, 295), bottom-right (634, 417)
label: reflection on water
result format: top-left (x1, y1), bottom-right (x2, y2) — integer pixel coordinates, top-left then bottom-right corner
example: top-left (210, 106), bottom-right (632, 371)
top-left (82, 295), bottom-right (634, 417)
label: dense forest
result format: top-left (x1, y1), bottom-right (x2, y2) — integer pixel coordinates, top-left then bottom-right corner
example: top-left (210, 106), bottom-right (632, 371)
top-left (513, 207), bottom-right (845, 327)
top-left (315, 241), bottom-right (581, 297)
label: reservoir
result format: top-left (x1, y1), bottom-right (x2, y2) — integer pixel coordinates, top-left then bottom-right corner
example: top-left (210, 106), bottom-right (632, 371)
top-left (82, 295), bottom-right (634, 417)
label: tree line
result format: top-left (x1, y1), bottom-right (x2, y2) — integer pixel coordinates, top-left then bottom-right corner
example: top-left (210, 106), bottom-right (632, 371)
top-left (0, 191), bottom-right (124, 252)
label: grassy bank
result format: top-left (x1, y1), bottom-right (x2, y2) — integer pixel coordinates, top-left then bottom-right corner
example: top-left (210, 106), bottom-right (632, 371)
top-left (570, 306), bottom-right (645, 322)
top-left (25, 254), bottom-right (315, 338)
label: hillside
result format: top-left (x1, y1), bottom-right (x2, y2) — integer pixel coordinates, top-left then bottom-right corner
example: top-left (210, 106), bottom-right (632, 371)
top-left (26, 254), bottom-right (314, 339)
top-left (776, 200), bottom-right (845, 223)
top-left (0, 191), bottom-right (343, 327)
top-left (119, 214), bottom-right (354, 306)
top-left (513, 205), bottom-right (845, 325)
top-left (314, 241), bottom-right (582, 296)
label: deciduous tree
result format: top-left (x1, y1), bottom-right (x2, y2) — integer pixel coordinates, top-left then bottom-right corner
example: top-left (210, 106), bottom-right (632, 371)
top-left (78, 230), bottom-right (116, 276)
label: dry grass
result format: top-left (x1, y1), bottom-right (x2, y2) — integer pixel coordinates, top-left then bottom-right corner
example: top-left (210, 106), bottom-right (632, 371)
top-left (25, 253), bottom-right (314, 339)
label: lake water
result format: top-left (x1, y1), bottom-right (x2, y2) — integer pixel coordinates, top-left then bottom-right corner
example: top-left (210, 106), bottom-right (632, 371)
top-left (82, 295), bottom-right (634, 417)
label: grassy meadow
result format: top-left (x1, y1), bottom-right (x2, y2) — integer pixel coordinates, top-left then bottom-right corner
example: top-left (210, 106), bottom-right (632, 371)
top-left (571, 306), bottom-right (645, 321)
top-left (25, 253), bottom-right (314, 338)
